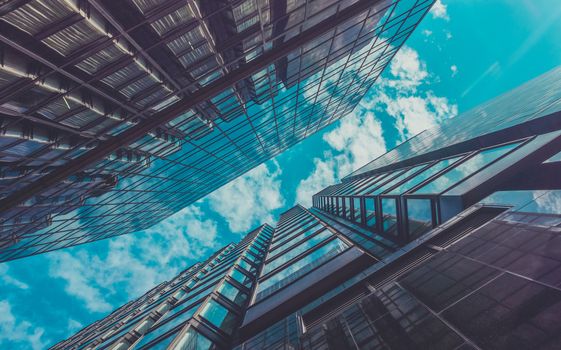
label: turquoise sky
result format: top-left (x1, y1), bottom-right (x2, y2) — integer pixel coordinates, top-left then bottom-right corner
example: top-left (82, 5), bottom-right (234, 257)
top-left (2, 1), bottom-right (561, 348)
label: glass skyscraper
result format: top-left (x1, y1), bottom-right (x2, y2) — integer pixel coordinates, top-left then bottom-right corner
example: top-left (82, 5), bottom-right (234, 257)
top-left (0, 0), bottom-right (433, 261)
top-left (55, 65), bottom-right (561, 349)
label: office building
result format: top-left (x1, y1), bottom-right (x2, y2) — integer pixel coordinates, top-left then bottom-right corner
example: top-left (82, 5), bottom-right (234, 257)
top-left (0, 0), bottom-right (432, 261)
top-left (55, 66), bottom-right (561, 349)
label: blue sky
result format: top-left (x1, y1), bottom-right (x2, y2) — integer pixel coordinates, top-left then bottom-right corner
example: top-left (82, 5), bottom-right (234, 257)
top-left (3, 1), bottom-right (561, 348)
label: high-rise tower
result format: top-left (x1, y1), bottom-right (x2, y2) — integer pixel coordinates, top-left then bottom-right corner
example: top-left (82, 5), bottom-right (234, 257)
top-left (0, 0), bottom-right (433, 261)
top-left (54, 65), bottom-right (561, 349)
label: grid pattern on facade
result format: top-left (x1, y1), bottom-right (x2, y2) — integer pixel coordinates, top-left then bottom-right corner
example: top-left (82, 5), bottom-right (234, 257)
top-left (50, 224), bottom-right (274, 350)
top-left (313, 139), bottom-right (527, 244)
top-left (287, 209), bottom-right (561, 350)
top-left (0, 0), bottom-right (434, 261)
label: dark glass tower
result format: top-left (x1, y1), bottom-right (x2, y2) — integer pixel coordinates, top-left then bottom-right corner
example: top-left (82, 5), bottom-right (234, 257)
top-left (0, 0), bottom-right (432, 261)
top-left (54, 66), bottom-right (561, 349)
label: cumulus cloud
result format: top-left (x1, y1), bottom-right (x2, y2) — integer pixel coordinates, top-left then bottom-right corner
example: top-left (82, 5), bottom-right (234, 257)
top-left (208, 161), bottom-right (284, 232)
top-left (296, 109), bottom-right (386, 206)
top-left (450, 65), bottom-right (458, 77)
top-left (48, 204), bottom-right (219, 313)
top-left (0, 265), bottom-right (29, 290)
top-left (296, 45), bottom-right (457, 206)
top-left (0, 301), bottom-right (47, 350)
top-left (431, 0), bottom-right (449, 21)
top-left (371, 46), bottom-right (458, 140)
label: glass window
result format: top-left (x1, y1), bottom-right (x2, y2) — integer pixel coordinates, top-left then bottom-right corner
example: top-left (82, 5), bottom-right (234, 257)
top-left (337, 197), bottom-right (343, 216)
top-left (373, 164), bottom-right (426, 194)
top-left (199, 300), bottom-right (237, 334)
top-left (365, 198), bottom-right (376, 228)
top-left (352, 197), bottom-right (362, 223)
top-left (237, 259), bottom-right (255, 273)
top-left (256, 238), bottom-right (349, 297)
top-left (407, 199), bottom-right (433, 240)
top-left (415, 143), bottom-right (520, 194)
top-left (171, 328), bottom-right (213, 350)
top-left (135, 303), bottom-right (200, 349)
top-left (381, 198), bottom-right (398, 236)
top-left (342, 197), bottom-right (349, 218)
top-left (217, 281), bottom-right (247, 306)
top-left (388, 156), bottom-right (462, 194)
top-left (263, 229), bottom-right (331, 275)
top-left (229, 268), bottom-right (252, 287)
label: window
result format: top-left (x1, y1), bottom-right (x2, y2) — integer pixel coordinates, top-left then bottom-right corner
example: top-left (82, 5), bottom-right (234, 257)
top-left (172, 328), bottom-right (213, 350)
top-left (353, 197), bottom-right (362, 223)
top-left (362, 200), bottom-right (375, 228)
top-left (229, 268), bottom-right (252, 287)
top-left (381, 198), bottom-right (398, 236)
top-left (263, 230), bottom-right (332, 275)
top-left (407, 199), bottom-right (433, 239)
top-left (199, 300), bottom-right (237, 334)
top-left (217, 282), bottom-right (247, 306)
top-left (415, 143), bottom-right (520, 194)
top-left (388, 156), bottom-right (462, 194)
top-left (256, 238), bottom-right (349, 298)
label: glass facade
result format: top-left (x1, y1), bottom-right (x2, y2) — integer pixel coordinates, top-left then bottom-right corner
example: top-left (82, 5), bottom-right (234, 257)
top-left (0, 0), bottom-right (433, 262)
top-left (53, 27), bottom-right (561, 350)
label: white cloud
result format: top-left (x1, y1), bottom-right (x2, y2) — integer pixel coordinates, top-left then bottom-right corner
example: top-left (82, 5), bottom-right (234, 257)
top-left (450, 65), bottom-right (458, 77)
top-left (430, 0), bottom-right (450, 21)
top-left (296, 45), bottom-right (457, 206)
top-left (422, 29), bottom-right (433, 37)
top-left (0, 301), bottom-right (47, 350)
top-left (67, 319), bottom-right (83, 334)
top-left (388, 46), bottom-right (428, 92)
top-left (48, 204), bottom-right (219, 313)
top-left (372, 46), bottom-right (458, 140)
top-left (208, 161), bottom-right (284, 232)
top-left (296, 109), bottom-right (386, 206)
top-left (0, 265), bottom-right (29, 290)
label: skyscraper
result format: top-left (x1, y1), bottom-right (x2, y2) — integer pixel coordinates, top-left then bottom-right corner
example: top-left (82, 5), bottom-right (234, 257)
top-left (0, 0), bottom-right (433, 261)
top-left (55, 65), bottom-right (561, 349)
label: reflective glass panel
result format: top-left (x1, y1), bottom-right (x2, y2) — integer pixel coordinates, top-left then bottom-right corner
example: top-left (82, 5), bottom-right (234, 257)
top-left (407, 199), bottom-right (433, 239)
top-left (382, 198), bottom-right (398, 236)
top-left (353, 197), bottom-right (362, 223)
top-left (415, 143), bottom-right (520, 194)
top-left (172, 328), bottom-right (213, 350)
top-left (217, 281), bottom-right (247, 306)
top-left (263, 229), bottom-right (331, 275)
top-left (365, 198), bottom-right (376, 228)
top-left (257, 238), bottom-right (349, 296)
top-left (344, 197), bottom-right (351, 219)
top-left (373, 164), bottom-right (426, 194)
top-left (388, 156), bottom-right (462, 194)
top-left (229, 268), bottom-right (252, 287)
top-left (199, 300), bottom-right (237, 334)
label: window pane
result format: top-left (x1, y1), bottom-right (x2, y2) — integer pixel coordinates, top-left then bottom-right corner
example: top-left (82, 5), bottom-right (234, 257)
top-left (172, 328), bottom-right (213, 350)
top-left (263, 229), bottom-right (331, 275)
top-left (256, 238), bottom-right (349, 298)
top-left (353, 197), bottom-right (362, 223)
top-left (407, 199), bottom-right (433, 239)
top-left (382, 198), bottom-right (398, 236)
top-left (229, 268), bottom-right (252, 287)
top-left (373, 164), bottom-right (426, 194)
top-left (415, 143), bottom-right (520, 194)
top-left (199, 300), bottom-right (237, 334)
top-left (344, 197), bottom-right (351, 219)
top-left (365, 198), bottom-right (376, 228)
top-left (388, 156), bottom-right (462, 194)
top-left (217, 282), bottom-right (247, 306)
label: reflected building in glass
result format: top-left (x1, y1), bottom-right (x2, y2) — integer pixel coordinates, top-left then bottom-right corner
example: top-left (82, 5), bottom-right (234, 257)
top-left (55, 67), bottom-right (561, 349)
top-left (0, 0), bottom-right (433, 261)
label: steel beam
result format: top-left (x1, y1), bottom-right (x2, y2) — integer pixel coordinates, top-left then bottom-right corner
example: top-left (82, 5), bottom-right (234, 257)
top-left (0, 0), bottom-right (383, 212)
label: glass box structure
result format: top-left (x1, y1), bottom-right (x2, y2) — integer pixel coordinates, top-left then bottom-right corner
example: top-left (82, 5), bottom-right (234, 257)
top-left (55, 66), bottom-right (561, 349)
top-left (0, 0), bottom-right (433, 261)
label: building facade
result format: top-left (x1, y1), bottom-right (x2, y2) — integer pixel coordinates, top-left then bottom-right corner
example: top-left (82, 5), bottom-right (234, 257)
top-left (55, 65), bottom-right (561, 349)
top-left (0, 0), bottom-right (433, 261)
